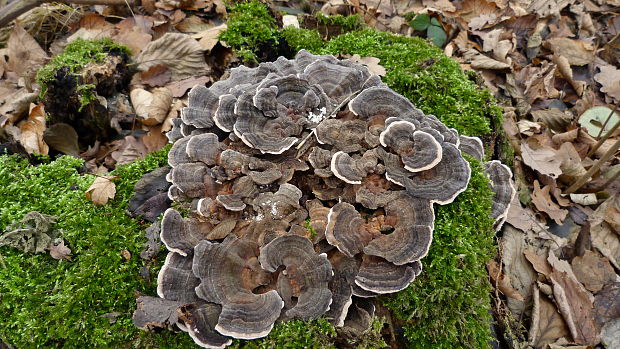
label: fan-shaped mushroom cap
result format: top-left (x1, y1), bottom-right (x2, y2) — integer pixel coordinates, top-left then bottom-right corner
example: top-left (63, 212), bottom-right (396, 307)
top-left (338, 298), bottom-right (375, 340)
top-left (179, 303), bottom-right (233, 349)
top-left (315, 119), bottom-right (366, 153)
top-left (216, 176), bottom-right (258, 212)
top-left (167, 118), bottom-right (185, 143)
top-left (157, 252), bottom-right (201, 303)
top-left (259, 235), bottom-right (333, 320)
top-left (325, 202), bottom-right (375, 257)
top-left (331, 151), bottom-right (364, 184)
top-left (193, 236), bottom-right (282, 339)
top-left (213, 94), bottom-right (238, 132)
top-left (301, 56), bottom-right (370, 104)
top-left (168, 136), bottom-right (192, 168)
top-left (458, 135), bottom-right (484, 161)
top-left (354, 255), bottom-right (417, 294)
top-left (382, 143), bottom-right (471, 204)
top-left (252, 183), bottom-right (302, 221)
top-left (306, 199), bottom-right (330, 242)
top-left (484, 160), bottom-right (516, 231)
top-left (133, 296), bottom-right (184, 330)
top-left (170, 162), bottom-right (208, 198)
top-left (161, 209), bottom-right (210, 256)
top-left (349, 87), bottom-right (419, 120)
top-left (255, 74), bottom-right (332, 116)
top-left (363, 193), bottom-right (434, 265)
top-left (186, 133), bottom-right (221, 165)
top-left (308, 146), bottom-right (333, 170)
top-left (380, 120), bottom-right (443, 172)
top-left (182, 86), bottom-right (217, 129)
top-left (325, 270), bottom-right (353, 327)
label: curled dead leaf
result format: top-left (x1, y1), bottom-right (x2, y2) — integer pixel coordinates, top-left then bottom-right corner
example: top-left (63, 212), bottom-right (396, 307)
top-left (130, 87), bottom-right (173, 125)
top-left (137, 33), bottom-right (209, 81)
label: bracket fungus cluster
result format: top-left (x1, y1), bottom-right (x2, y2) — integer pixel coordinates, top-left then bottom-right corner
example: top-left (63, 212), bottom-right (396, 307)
top-left (134, 50), bottom-right (508, 347)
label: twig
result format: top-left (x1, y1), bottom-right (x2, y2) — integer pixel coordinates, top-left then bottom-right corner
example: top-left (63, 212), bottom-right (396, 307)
top-left (587, 106), bottom-right (620, 158)
top-left (0, 0), bottom-right (137, 27)
top-left (595, 104), bottom-right (618, 139)
top-left (565, 137), bottom-right (620, 194)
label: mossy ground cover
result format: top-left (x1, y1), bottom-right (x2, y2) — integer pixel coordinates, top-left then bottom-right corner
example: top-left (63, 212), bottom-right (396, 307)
top-left (0, 149), bottom-right (168, 348)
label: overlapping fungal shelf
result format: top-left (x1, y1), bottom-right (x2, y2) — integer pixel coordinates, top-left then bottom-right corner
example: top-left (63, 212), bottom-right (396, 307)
top-left (135, 50), bottom-right (504, 347)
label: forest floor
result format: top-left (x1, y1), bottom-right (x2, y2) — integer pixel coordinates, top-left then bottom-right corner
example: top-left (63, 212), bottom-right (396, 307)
top-left (0, 0), bottom-right (619, 348)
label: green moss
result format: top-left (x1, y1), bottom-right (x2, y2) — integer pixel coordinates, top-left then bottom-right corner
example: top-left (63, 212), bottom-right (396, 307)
top-left (381, 156), bottom-right (496, 348)
top-left (218, 1), bottom-right (280, 63)
top-left (36, 38), bottom-right (130, 97)
top-left (281, 27), bottom-right (324, 53)
top-left (315, 13), bottom-right (363, 32)
top-left (0, 147), bottom-right (169, 348)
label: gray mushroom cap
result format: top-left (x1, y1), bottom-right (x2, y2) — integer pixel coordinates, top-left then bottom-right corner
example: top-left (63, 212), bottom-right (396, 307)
top-left (354, 255), bottom-right (417, 294)
top-left (186, 133), bottom-right (221, 166)
top-left (179, 303), bottom-right (233, 349)
top-left (301, 56), bottom-right (370, 104)
top-left (157, 252), bottom-right (201, 303)
top-left (349, 86), bottom-right (420, 120)
top-left (484, 160), bottom-right (516, 231)
top-left (363, 193), bottom-right (434, 265)
top-left (160, 209), bottom-right (210, 256)
top-left (458, 135), bottom-right (484, 161)
top-left (259, 235), bottom-right (333, 320)
top-left (325, 202), bottom-right (375, 257)
top-left (170, 162), bottom-right (208, 199)
top-left (193, 236), bottom-right (282, 339)
top-left (382, 143), bottom-right (471, 205)
top-left (181, 85), bottom-right (217, 129)
top-left (315, 119), bottom-right (367, 153)
top-left (379, 120), bottom-right (443, 172)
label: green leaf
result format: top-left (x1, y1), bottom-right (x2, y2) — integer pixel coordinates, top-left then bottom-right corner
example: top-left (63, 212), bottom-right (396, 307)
top-left (428, 25), bottom-right (447, 47)
top-left (411, 14), bottom-right (431, 31)
top-left (430, 17), bottom-right (441, 26)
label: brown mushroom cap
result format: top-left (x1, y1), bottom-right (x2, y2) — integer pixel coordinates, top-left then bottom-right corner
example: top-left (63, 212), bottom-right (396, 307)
top-left (315, 119), bottom-right (367, 153)
top-left (193, 236), bottom-right (282, 339)
top-left (157, 252), bottom-right (201, 303)
top-left (354, 255), bottom-right (417, 294)
top-left (259, 235), bottom-right (333, 320)
top-left (363, 193), bottom-right (434, 265)
top-left (170, 162), bottom-right (208, 199)
top-left (458, 135), bottom-right (484, 162)
top-left (325, 202), bottom-right (375, 257)
top-left (179, 303), bottom-right (233, 349)
top-left (484, 160), bottom-right (516, 231)
top-left (330, 151), bottom-right (364, 185)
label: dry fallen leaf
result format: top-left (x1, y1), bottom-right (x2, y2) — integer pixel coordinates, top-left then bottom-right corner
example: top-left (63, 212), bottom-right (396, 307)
top-left (191, 23), bottom-right (227, 51)
top-left (590, 195), bottom-right (620, 269)
top-left (6, 24), bottom-right (48, 78)
top-left (594, 64), bottom-right (620, 101)
top-left (463, 49), bottom-right (511, 70)
top-left (85, 176), bottom-right (118, 206)
top-left (49, 239), bottom-right (72, 261)
top-left (571, 250), bottom-right (616, 293)
top-left (501, 225), bottom-right (539, 309)
top-left (521, 137), bottom-right (563, 178)
top-left (18, 104), bottom-right (49, 155)
top-left (43, 123), bottom-right (80, 157)
top-left (531, 180), bottom-right (568, 224)
top-left (506, 195), bottom-right (549, 233)
top-left (487, 259), bottom-right (525, 301)
top-left (110, 135), bottom-right (148, 165)
top-left (544, 37), bottom-right (594, 66)
top-left (348, 54), bottom-right (386, 76)
top-left (141, 65), bottom-right (172, 87)
top-left (593, 283), bottom-right (620, 330)
top-left (529, 285), bottom-right (570, 348)
top-left (137, 33), bottom-right (210, 81)
top-left (130, 87), bottom-right (173, 125)
top-left (547, 253), bottom-right (599, 346)
top-left (166, 76), bottom-right (212, 98)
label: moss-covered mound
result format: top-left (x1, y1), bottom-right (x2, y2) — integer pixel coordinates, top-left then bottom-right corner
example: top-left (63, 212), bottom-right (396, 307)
top-left (0, 3), bottom-right (498, 348)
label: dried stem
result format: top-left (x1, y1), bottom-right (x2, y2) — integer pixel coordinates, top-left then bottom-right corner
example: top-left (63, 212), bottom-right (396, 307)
top-left (587, 106), bottom-right (620, 158)
top-left (595, 104), bottom-right (618, 139)
top-left (565, 137), bottom-right (620, 194)
top-left (0, 0), bottom-right (137, 27)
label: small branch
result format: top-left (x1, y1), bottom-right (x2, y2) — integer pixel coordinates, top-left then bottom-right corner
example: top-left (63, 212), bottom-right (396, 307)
top-left (595, 104), bottom-right (618, 139)
top-left (565, 137), bottom-right (620, 194)
top-left (587, 107), bottom-right (620, 158)
top-left (0, 0), bottom-right (137, 28)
